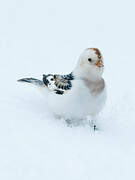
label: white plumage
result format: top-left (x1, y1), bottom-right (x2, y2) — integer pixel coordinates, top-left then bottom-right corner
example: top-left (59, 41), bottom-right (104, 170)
top-left (48, 78), bottom-right (106, 120)
top-left (18, 48), bottom-right (107, 127)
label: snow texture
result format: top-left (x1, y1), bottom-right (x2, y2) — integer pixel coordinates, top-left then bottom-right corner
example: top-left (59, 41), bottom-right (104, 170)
top-left (0, 0), bottom-right (135, 179)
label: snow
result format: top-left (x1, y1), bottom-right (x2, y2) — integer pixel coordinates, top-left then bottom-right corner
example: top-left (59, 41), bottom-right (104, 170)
top-left (0, 0), bottom-right (135, 179)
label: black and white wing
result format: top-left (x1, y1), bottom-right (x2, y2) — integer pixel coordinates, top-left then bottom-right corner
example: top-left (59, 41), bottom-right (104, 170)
top-left (43, 73), bottom-right (74, 95)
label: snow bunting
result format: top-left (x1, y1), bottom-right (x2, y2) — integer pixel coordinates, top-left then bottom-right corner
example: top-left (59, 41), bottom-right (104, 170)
top-left (18, 48), bottom-right (106, 128)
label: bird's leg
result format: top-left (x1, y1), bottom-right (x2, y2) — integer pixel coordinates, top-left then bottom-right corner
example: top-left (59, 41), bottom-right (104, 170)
top-left (87, 116), bottom-right (98, 131)
top-left (90, 120), bottom-right (97, 131)
top-left (93, 124), bottom-right (98, 131)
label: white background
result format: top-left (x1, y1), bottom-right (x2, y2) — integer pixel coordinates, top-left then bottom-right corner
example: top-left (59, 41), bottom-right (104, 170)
top-left (0, 0), bottom-right (135, 179)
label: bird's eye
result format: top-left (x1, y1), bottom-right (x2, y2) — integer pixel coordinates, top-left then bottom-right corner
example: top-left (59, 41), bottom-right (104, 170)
top-left (88, 58), bottom-right (92, 62)
top-left (50, 78), bottom-right (54, 81)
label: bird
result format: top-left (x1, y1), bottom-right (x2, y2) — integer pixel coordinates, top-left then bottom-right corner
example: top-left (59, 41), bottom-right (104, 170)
top-left (18, 48), bottom-right (107, 129)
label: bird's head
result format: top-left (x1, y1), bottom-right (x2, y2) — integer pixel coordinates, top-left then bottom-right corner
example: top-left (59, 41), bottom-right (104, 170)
top-left (74, 48), bottom-right (104, 80)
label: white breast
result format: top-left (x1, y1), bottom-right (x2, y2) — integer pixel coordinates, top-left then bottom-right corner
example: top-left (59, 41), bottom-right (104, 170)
top-left (47, 79), bottom-right (106, 120)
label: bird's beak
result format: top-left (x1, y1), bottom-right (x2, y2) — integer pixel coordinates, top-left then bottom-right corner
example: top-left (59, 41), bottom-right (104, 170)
top-left (96, 60), bottom-right (103, 67)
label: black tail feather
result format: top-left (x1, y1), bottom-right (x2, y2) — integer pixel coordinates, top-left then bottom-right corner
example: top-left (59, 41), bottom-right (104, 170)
top-left (17, 78), bottom-right (44, 87)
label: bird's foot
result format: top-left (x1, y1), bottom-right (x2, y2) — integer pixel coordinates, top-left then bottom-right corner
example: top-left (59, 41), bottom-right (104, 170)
top-left (93, 124), bottom-right (98, 131)
top-left (88, 119), bottom-right (98, 131)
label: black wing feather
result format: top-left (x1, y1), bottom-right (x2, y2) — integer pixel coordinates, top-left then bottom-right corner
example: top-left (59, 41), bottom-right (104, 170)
top-left (42, 73), bottom-right (74, 95)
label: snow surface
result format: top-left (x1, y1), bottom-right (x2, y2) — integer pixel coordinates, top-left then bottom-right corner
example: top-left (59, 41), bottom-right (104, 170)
top-left (0, 0), bottom-right (135, 179)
